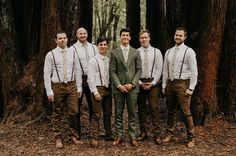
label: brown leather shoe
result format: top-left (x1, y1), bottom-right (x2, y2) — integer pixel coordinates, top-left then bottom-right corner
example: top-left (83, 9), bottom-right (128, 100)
top-left (155, 137), bottom-right (162, 145)
top-left (187, 140), bottom-right (195, 148)
top-left (130, 139), bottom-right (139, 147)
top-left (112, 138), bottom-right (122, 146)
top-left (91, 139), bottom-right (98, 147)
top-left (137, 132), bottom-right (147, 141)
top-left (72, 136), bottom-right (82, 145)
top-left (104, 134), bottom-right (115, 141)
top-left (162, 135), bottom-right (171, 143)
top-left (55, 139), bottom-right (63, 149)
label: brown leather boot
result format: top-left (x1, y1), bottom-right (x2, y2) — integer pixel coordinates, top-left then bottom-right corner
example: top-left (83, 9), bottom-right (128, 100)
top-left (130, 139), bottom-right (139, 147)
top-left (91, 139), bottom-right (98, 147)
top-left (162, 135), bottom-right (172, 143)
top-left (187, 140), bottom-right (195, 148)
top-left (55, 139), bottom-right (63, 149)
top-left (72, 136), bottom-right (82, 145)
top-left (155, 136), bottom-right (162, 145)
top-left (137, 132), bottom-right (148, 141)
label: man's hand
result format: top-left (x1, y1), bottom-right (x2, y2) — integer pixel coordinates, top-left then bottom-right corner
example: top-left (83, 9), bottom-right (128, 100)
top-left (48, 95), bottom-right (54, 102)
top-left (77, 92), bottom-right (83, 98)
top-left (94, 93), bottom-right (102, 101)
top-left (123, 84), bottom-right (133, 92)
top-left (185, 89), bottom-right (193, 96)
top-left (162, 88), bottom-right (165, 94)
top-left (118, 85), bottom-right (128, 93)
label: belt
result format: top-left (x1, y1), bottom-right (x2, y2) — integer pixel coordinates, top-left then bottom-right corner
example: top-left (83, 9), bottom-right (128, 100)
top-left (82, 75), bottom-right (87, 81)
top-left (140, 78), bottom-right (154, 83)
top-left (53, 81), bottom-right (75, 85)
top-left (168, 79), bottom-right (190, 82)
top-left (96, 86), bottom-right (108, 89)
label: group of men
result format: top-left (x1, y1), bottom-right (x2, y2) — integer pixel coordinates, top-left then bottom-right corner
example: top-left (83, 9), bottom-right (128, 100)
top-left (43, 26), bottom-right (198, 149)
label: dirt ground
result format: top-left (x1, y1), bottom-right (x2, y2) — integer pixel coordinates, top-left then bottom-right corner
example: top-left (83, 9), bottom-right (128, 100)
top-left (0, 99), bottom-right (236, 156)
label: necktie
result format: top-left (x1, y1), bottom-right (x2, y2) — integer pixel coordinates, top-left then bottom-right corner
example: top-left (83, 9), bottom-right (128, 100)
top-left (123, 48), bottom-right (128, 63)
top-left (62, 50), bottom-right (67, 83)
top-left (143, 49), bottom-right (149, 78)
top-left (170, 47), bottom-right (178, 81)
top-left (83, 44), bottom-right (89, 61)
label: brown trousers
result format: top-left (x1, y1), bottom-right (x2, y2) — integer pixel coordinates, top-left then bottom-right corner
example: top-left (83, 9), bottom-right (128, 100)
top-left (137, 83), bottom-right (161, 136)
top-left (52, 81), bottom-right (79, 139)
top-left (165, 79), bottom-right (194, 139)
top-left (90, 86), bottom-right (112, 139)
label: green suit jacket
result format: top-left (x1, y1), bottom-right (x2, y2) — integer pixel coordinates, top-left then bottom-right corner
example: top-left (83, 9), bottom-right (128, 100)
top-left (110, 46), bottom-right (142, 94)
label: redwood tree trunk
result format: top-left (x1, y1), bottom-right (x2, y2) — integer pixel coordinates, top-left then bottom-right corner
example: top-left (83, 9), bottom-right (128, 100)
top-left (217, 0), bottom-right (236, 122)
top-left (79, 0), bottom-right (93, 42)
top-left (192, 0), bottom-right (228, 125)
top-left (126, 0), bottom-right (140, 48)
top-left (1, 0), bottom-right (81, 124)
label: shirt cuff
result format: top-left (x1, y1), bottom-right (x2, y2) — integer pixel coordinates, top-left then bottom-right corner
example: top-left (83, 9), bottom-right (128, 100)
top-left (46, 89), bottom-right (54, 97)
top-left (93, 90), bottom-right (99, 95)
top-left (162, 83), bottom-right (166, 89)
top-left (117, 84), bottom-right (122, 88)
top-left (151, 81), bottom-right (156, 86)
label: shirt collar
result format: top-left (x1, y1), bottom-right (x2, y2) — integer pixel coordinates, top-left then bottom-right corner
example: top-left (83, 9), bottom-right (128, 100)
top-left (120, 45), bottom-right (130, 51)
top-left (97, 53), bottom-right (106, 60)
top-left (175, 43), bottom-right (185, 49)
top-left (141, 45), bottom-right (152, 52)
top-left (56, 46), bottom-right (68, 52)
top-left (77, 40), bottom-right (88, 47)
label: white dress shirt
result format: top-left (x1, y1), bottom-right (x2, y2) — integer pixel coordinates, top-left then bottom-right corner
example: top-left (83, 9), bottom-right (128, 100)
top-left (87, 53), bottom-right (110, 95)
top-left (71, 41), bottom-right (98, 75)
top-left (44, 46), bottom-right (82, 96)
top-left (162, 43), bottom-right (198, 90)
top-left (138, 46), bottom-right (163, 85)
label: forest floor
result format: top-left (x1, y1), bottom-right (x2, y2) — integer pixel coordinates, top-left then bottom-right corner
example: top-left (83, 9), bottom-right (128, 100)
top-left (0, 98), bottom-right (236, 156)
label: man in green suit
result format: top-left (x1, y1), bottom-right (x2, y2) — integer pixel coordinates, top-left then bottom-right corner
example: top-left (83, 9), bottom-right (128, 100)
top-left (110, 28), bottom-right (142, 147)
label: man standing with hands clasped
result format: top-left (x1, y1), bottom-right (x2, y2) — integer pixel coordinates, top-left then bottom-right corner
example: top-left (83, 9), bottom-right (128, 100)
top-left (44, 31), bottom-right (82, 149)
top-left (162, 27), bottom-right (198, 148)
top-left (137, 30), bottom-right (163, 144)
top-left (110, 28), bottom-right (142, 147)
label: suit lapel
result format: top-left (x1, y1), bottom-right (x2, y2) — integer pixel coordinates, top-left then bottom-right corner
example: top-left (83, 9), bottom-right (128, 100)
top-left (117, 48), bottom-right (126, 66)
top-left (126, 47), bottom-right (133, 66)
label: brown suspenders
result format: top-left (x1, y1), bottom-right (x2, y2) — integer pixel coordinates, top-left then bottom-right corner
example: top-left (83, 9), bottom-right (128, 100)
top-left (50, 50), bottom-right (75, 83)
top-left (72, 43), bottom-right (96, 75)
top-left (94, 57), bottom-right (103, 86)
top-left (166, 47), bottom-right (189, 80)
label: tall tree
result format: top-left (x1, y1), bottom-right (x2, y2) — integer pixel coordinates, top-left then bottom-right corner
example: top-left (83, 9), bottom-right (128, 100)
top-left (217, 0), bottom-right (236, 122)
top-left (126, 0), bottom-right (140, 48)
top-left (0, 0), bottom-right (22, 122)
top-left (192, 0), bottom-right (228, 125)
top-left (79, 0), bottom-right (93, 42)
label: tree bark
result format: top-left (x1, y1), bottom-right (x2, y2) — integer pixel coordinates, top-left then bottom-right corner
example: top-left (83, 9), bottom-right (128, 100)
top-left (79, 0), bottom-right (93, 42)
top-left (126, 0), bottom-right (140, 48)
top-left (192, 0), bottom-right (228, 125)
top-left (217, 0), bottom-right (236, 122)
top-left (0, 0), bottom-right (22, 122)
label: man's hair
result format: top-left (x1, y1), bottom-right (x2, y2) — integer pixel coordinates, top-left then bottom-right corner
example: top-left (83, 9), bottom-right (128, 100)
top-left (139, 29), bottom-right (151, 38)
top-left (55, 31), bottom-right (67, 39)
top-left (120, 28), bottom-right (131, 36)
top-left (176, 27), bottom-right (187, 36)
top-left (96, 36), bottom-right (109, 45)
